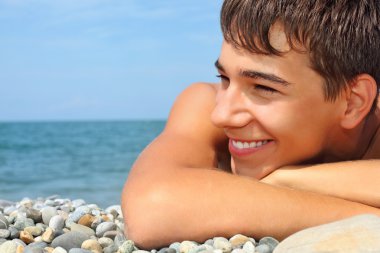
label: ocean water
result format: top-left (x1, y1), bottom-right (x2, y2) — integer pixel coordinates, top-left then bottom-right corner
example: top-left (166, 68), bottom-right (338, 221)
top-left (0, 120), bottom-right (166, 208)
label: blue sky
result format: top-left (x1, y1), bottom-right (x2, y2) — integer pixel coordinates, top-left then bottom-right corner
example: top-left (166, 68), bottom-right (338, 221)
top-left (0, 0), bottom-right (223, 121)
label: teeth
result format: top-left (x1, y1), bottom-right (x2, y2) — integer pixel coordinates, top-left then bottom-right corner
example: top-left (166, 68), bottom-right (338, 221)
top-left (232, 140), bottom-right (270, 150)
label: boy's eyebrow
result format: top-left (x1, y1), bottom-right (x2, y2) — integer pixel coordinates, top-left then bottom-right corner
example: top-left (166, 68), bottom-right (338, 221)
top-left (214, 59), bottom-right (291, 86)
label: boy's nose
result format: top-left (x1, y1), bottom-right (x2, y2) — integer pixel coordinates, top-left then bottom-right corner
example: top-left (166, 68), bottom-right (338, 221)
top-left (211, 86), bottom-right (253, 129)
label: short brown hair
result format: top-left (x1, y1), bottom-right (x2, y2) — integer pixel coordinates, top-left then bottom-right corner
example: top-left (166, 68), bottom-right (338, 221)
top-left (221, 0), bottom-right (380, 110)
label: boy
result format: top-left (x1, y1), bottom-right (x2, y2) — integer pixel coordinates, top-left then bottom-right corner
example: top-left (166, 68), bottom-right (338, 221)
top-left (122, 0), bottom-right (380, 249)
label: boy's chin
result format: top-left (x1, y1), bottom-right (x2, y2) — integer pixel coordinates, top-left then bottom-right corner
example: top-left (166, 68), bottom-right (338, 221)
top-left (231, 159), bottom-right (278, 180)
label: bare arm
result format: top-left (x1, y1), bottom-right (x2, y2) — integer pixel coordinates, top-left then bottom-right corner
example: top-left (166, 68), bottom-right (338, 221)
top-left (260, 160), bottom-right (380, 208)
top-left (121, 83), bottom-right (380, 249)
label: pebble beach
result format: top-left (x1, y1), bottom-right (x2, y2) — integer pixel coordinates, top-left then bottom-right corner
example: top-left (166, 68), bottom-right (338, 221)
top-left (0, 196), bottom-right (279, 253)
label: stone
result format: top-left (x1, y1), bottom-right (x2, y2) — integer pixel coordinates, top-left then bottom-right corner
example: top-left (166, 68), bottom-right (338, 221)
top-left (118, 240), bottom-right (135, 253)
top-left (20, 230), bottom-right (34, 244)
top-left (70, 223), bottom-right (95, 237)
top-left (0, 228), bottom-right (10, 239)
top-left (81, 239), bottom-right (102, 253)
top-left (189, 245), bottom-right (214, 253)
top-left (52, 246), bottom-right (68, 253)
top-left (41, 227), bottom-right (55, 243)
top-left (95, 221), bottom-right (117, 237)
top-left (69, 206), bottom-right (91, 223)
top-left (9, 226), bottom-right (20, 239)
top-left (14, 217), bottom-right (34, 231)
top-left (24, 226), bottom-right (43, 237)
top-left (229, 234), bottom-right (250, 249)
top-left (242, 241), bottom-right (255, 253)
top-left (103, 230), bottom-right (118, 239)
top-left (98, 236), bottom-right (114, 248)
top-left (231, 250), bottom-right (245, 253)
top-left (273, 214), bottom-right (380, 253)
top-left (16, 245), bottom-right (24, 253)
top-left (103, 243), bottom-right (118, 253)
top-left (114, 231), bottom-right (127, 247)
top-left (45, 247), bottom-right (55, 253)
top-left (158, 247), bottom-right (177, 253)
top-left (68, 249), bottom-right (92, 253)
top-left (51, 231), bottom-right (90, 251)
top-left (0, 213), bottom-right (9, 229)
top-left (0, 240), bottom-right (18, 253)
top-left (258, 237), bottom-right (278, 251)
top-left (49, 215), bottom-right (65, 232)
top-left (213, 237), bottom-right (232, 253)
top-left (254, 244), bottom-right (271, 253)
top-left (41, 207), bottom-right (57, 225)
top-left (180, 241), bottom-right (198, 253)
top-left (169, 242), bottom-right (181, 253)
top-left (77, 214), bottom-right (95, 228)
top-left (25, 208), bottom-right (42, 223)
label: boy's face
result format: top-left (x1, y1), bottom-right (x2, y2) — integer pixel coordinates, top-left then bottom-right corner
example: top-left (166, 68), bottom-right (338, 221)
top-left (211, 38), bottom-right (346, 179)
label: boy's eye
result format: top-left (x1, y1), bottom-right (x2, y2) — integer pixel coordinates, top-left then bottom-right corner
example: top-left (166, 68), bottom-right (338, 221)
top-left (254, 84), bottom-right (277, 94)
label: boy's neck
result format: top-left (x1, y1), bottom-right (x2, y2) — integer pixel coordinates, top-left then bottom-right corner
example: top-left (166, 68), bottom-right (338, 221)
top-left (326, 110), bottom-right (380, 162)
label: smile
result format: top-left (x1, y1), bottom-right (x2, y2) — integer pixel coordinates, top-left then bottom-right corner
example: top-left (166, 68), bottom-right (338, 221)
top-left (231, 140), bottom-right (271, 149)
top-left (229, 139), bottom-right (273, 157)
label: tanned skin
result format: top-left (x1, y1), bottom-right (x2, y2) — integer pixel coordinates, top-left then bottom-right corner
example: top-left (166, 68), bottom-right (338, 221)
top-left (122, 39), bottom-right (380, 250)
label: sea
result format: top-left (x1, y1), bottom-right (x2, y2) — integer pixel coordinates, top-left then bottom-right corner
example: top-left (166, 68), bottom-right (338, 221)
top-left (0, 120), bottom-right (166, 208)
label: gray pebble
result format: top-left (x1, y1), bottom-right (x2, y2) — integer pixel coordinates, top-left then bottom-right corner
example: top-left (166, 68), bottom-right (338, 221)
top-left (169, 242), bottom-right (181, 253)
top-left (68, 249), bottom-right (92, 253)
top-left (24, 248), bottom-right (45, 253)
top-left (52, 247), bottom-right (68, 253)
top-left (49, 215), bottom-right (65, 231)
top-left (158, 247), bottom-right (177, 253)
top-left (133, 251), bottom-right (151, 253)
top-left (26, 208), bottom-right (42, 224)
top-left (213, 237), bottom-right (232, 253)
top-left (115, 231), bottom-right (127, 247)
top-left (13, 216), bottom-right (34, 230)
top-left (41, 206), bottom-right (57, 225)
top-left (95, 221), bottom-right (117, 237)
top-left (118, 240), bottom-right (135, 253)
top-left (69, 206), bottom-right (91, 223)
top-left (204, 239), bottom-right (214, 247)
top-left (242, 241), bottom-right (255, 253)
top-left (255, 244), bottom-right (271, 253)
top-left (70, 223), bottom-right (95, 237)
top-left (9, 226), bottom-right (19, 239)
top-left (0, 229), bottom-right (10, 239)
top-left (258, 237), bottom-right (278, 251)
top-left (3, 206), bottom-right (17, 216)
top-left (0, 214), bottom-right (9, 229)
top-left (103, 243), bottom-right (118, 253)
top-left (0, 240), bottom-right (17, 253)
top-left (12, 238), bottom-right (26, 247)
top-left (98, 237), bottom-right (114, 248)
top-left (180, 241), bottom-right (198, 253)
top-left (51, 231), bottom-right (90, 251)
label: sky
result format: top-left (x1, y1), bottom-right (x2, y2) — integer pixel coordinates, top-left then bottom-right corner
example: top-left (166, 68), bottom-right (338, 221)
top-left (0, 0), bottom-right (223, 121)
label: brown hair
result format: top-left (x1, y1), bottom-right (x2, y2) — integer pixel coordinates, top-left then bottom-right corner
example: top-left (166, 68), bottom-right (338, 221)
top-left (221, 0), bottom-right (380, 110)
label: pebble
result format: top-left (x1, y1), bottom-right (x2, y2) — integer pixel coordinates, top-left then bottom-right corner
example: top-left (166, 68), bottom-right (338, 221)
top-left (49, 215), bottom-right (65, 232)
top-left (41, 207), bottom-right (57, 225)
top-left (95, 221), bottom-right (117, 237)
top-left (0, 196), bottom-right (285, 253)
top-left (179, 241), bottom-right (198, 253)
top-left (51, 231), bottom-right (90, 251)
top-left (0, 213), bottom-right (9, 229)
top-left (0, 228), bottom-right (11, 239)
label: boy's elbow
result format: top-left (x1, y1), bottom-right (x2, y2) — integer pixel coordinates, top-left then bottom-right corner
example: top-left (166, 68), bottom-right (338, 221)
top-left (121, 182), bottom-right (175, 250)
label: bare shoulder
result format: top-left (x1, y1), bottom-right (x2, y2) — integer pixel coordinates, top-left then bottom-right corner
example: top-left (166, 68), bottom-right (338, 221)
top-left (132, 82), bottom-right (229, 171)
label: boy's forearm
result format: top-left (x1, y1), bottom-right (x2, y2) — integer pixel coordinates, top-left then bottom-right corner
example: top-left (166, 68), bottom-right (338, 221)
top-left (261, 160), bottom-right (380, 207)
top-left (122, 165), bottom-right (380, 249)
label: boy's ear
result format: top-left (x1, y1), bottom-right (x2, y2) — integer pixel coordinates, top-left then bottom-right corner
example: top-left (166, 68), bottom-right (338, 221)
top-left (341, 74), bottom-right (377, 129)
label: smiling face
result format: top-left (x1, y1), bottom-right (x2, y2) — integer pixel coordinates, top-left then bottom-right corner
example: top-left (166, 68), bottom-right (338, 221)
top-left (211, 41), bottom-right (347, 179)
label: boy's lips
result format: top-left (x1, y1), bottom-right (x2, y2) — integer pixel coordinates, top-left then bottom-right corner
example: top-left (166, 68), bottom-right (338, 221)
top-left (228, 138), bottom-right (274, 156)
